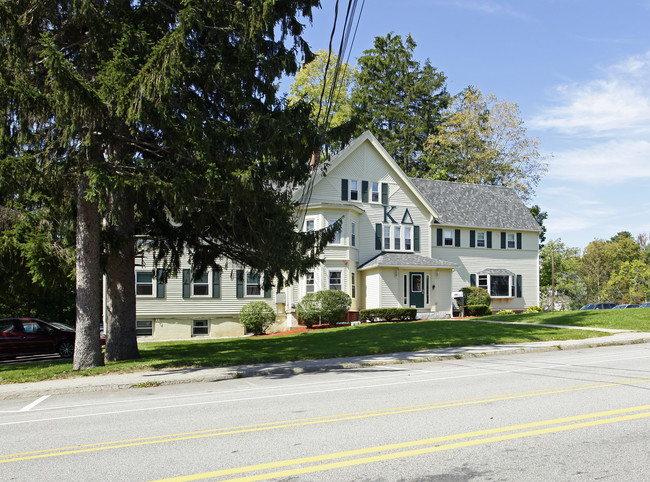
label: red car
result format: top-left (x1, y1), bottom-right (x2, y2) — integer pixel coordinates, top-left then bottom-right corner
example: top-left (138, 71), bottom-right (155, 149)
top-left (0, 318), bottom-right (105, 359)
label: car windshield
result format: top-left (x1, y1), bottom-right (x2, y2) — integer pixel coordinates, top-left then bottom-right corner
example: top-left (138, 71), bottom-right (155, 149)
top-left (50, 322), bottom-right (75, 331)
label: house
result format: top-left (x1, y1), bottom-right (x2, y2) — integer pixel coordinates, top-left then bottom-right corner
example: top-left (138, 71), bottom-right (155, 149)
top-left (134, 131), bottom-right (540, 339)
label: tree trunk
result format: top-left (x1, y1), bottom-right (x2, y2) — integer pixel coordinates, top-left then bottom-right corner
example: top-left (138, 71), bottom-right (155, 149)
top-left (104, 186), bottom-right (140, 361)
top-left (73, 175), bottom-right (104, 370)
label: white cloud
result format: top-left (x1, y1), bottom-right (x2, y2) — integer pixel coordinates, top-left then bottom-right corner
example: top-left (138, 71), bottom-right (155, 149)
top-left (530, 51), bottom-right (650, 135)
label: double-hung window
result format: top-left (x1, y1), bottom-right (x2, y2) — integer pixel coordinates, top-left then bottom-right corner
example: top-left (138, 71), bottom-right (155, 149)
top-left (371, 182), bottom-right (379, 202)
top-left (351, 273), bottom-right (356, 298)
top-left (477, 231), bottom-right (486, 248)
top-left (329, 270), bottom-right (342, 290)
top-left (246, 272), bottom-right (262, 296)
top-left (383, 225), bottom-right (391, 250)
top-left (192, 272), bottom-right (209, 296)
top-left (328, 219), bottom-right (342, 245)
top-left (394, 226), bottom-right (401, 250)
top-left (192, 320), bottom-right (209, 336)
top-left (351, 222), bottom-right (356, 247)
top-left (136, 271), bottom-right (154, 296)
top-left (350, 180), bottom-right (359, 201)
top-left (507, 233), bottom-right (516, 249)
top-left (404, 226), bottom-right (412, 251)
top-left (136, 320), bottom-right (153, 337)
top-left (305, 218), bottom-right (315, 232)
top-left (478, 274), bottom-right (516, 298)
top-left (443, 229), bottom-right (454, 246)
top-left (305, 271), bottom-right (315, 294)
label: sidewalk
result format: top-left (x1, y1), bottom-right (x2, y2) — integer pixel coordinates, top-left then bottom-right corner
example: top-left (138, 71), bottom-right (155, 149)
top-left (3, 324), bottom-right (650, 400)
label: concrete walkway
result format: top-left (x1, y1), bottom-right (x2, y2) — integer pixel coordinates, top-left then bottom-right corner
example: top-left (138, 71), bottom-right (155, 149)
top-left (2, 324), bottom-right (650, 400)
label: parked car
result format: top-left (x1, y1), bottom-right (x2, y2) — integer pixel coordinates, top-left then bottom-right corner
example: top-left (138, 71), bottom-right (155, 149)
top-left (612, 304), bottom-right (640, 309)
top-left (580, 303), bottom-right (615, 310)
top-left (579, 304), bottom-right (596, 310)
top-left (641, 303), bottom-right (650, 308)
top-left (0, 318), bottom-right (105, 359)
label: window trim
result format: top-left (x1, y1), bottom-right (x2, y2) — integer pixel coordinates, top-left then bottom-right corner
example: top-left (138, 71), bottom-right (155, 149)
top-left (304, 217), bottom-right (316, 232)
top-left (404, 226), bottom-right (412, 251)
top-left (371, 182), bottom-right (380, 203)
top-left (507, 233), bottom-right (516, 249)
top-left (328, 218), bottom-right (342, 245)
top-left (192, 272), bottom-right (210, 297)
top-left (136, 320), bottom-right (153, 337)
top-left (443, 229), bottom-right (454, 246)
top-left (351, 221), bottom-right (356, 247)
top-left (305, 271), bottom-right (315, 294)
top-left (135, 271), bottom-right (155, 297)
top-left (476, 231), bottom-right (486, 248)
top-left (245, 272), bottom-right (263, 297)
top-left (350, 180), bottom-right (359, 201)
top-left (192, 319), bottom-right (209, 336)
top-left (351, 272), bottom-right (356, 299)
top-left (478, 273), bottom-right (516, 298)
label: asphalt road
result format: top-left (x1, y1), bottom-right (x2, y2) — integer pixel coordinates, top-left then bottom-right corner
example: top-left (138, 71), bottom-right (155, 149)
top-left (2, 343), bottom-right (650, 481)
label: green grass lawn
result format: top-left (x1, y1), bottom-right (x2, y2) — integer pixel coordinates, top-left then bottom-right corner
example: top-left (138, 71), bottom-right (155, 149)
top-left (0, 317), bottom-right (614, 384)
top-left (483, 307), bottom-right (650, 331)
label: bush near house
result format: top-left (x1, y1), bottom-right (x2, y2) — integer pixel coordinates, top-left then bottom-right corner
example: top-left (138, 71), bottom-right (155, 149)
top-left (496, 309), bottom-right (516, 315)
top-left (360, 308), bottom-right (417, 322)
top-left (239, 302), bottom-right (276, 335)
top-left (466, 305), bottom-right (492, 316)
top-left (461, 286), bottom-right (491, 306)
top-left (296, 290), bottom-right (351, 328)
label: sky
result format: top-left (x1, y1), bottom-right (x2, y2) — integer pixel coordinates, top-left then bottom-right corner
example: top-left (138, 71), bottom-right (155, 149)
top-left (284, 0), bottom-right (650, 251)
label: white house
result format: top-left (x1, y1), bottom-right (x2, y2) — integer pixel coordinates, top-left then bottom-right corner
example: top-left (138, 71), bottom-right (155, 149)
top-left (134, 132), bottom-right (540, 339)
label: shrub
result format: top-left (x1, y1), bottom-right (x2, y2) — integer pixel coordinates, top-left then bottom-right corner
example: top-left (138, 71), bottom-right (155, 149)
top-left (466, 304), bottom-right (492, 316)
top-left (360, 308), bottom-right (417, 322)
top-left (524, 305), bottom-right (542, 313)
top-left (497, 309), bottom-right (516, 315)
top-left (461, 286), bottom-right (491, 307)
top-left (296, 290), bottom-right (351, 328)
top-left (239, 302), bottom-right (276, 335)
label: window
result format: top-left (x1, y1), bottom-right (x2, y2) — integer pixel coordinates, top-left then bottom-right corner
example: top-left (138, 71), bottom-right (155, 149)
top-left (136, 271), bottom-right (154, 296)
top-left (507, 233), bottom-right (516, 249)
top-left (305, 218), bottom-right (315, 232)
top-left (351, 272), bottom-right (356, 298)
top-left (305, 271), bottom-right (315, 294)
top-left (411, 273), bottom-right (423, 293)
top-left (477, 231), bottom-right (486, 248)
top-left (136, 320), bottom-right (153, 337)
top-left (192, 272), bottom-right (209, 296)
top-left (192, 319), bottom-right (209, 336)
top-left (403, 275), bottom-right (408, 304)
top-left (394, 226), bottom-right (401, 250)
top-left (329, 270), bottom-right (342, 290)
top-left (371, 182), bottom-right (379, 202)
top-left (478, 274), bottom-right (515, 298)
top-left (351, 222), bottom-right (356, 247)
top-left (384, 225), bottom-right (391, 250)
top-left (426, 275), bottom-right (430, 304)
top-left (444, 229), bottom-right (454, 246)
top-left (328, 219), bottom-right (342, 245)
top-left (404, 226), bottom-right (412, 251)
top-left (350, 180), bottom-right (359, 201)
top-left (246, 272), bottom-right (262, 296)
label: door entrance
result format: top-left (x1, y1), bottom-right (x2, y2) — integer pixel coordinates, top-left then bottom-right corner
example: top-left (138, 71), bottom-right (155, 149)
top-left (409, 272), bottom-right (424, 308)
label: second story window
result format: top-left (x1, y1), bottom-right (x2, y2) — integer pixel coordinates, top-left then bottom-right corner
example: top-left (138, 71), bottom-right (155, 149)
top-left (192, 272), bottom-right (209, 296)
top-left (136, 271), bottom-right (154, 296)
top-left (351, 222), bottom-right (356, 247)
top-left (394, 226), bottom-right (401, 250)
top-left (444, 229), bottom-right (454, 246)
top-left (371, 182), bottom-right (379, 202)
top-left (477, 231), bottom-right (486, 248)
top-left (350, 180), bottom-right (359, 201)
top-left (328, 219), bottom-right (342, 245)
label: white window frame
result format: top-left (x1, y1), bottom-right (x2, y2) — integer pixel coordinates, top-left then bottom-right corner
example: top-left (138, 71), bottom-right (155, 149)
top-left (246, 272), bottom-right (263, 297)
top-left (329, 270), bottom-right (342, 291)
top-left (403, 274), bottom-right (408, 304)
top-left (371, 182), bottom-right (380, 203)
top-left (404, 226), bottom-right (412, 251)
top-left (476, 231), bottom-right (486, 248)
top-left (351, 222), bottom-right (356, 247)
top-left (192, 272), bottom-right (210, 296)
top-left (507, 233), bottom-right (516, 249)
top-left (305, 217), bottom-right (316, 232)
top-left (135, 320), bottom-right (153, 337)
top-left (394, 226), bottom-right (401, 250)
top-left (192, 319), bottom-right (209, 336)
top-left (444, 229), bottom-right (454, 246)
top-left (426, 275), bottom-right (430, 305)
top-left (350, 180), bottom-right (359, 201)
top-left (305, 271), bottom-right (315, 294)
top-left (328, 219), bottom-right (342, 245)
top-left (478, 274), bottom-right (515, 298)
top-left (383, 225), bottom-right (391, 250)
top-left (135, 271), bottom-right (154, 297)
top-left (351, 272), bottom-right (356, 298)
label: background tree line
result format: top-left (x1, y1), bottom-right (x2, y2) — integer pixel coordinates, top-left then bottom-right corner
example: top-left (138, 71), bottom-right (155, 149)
top-left (540, 232), bottom-right (650, 310)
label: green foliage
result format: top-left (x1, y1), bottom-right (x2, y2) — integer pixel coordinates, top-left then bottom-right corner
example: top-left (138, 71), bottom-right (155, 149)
top-left (461, 286), bottom-right (491, 307)
top-left (465, 305), bottom-right (492, 316)
top-left (296, 290), bottom-right (351, 328)
top-left (239, 302), bottom-right (276, 336)
top-left (352, 33), bottom-right (451, 176)
top-left (497, 309), bottom-right (516, 315)
top-left (359, 308), bottom-right (417, 323)
top-left (524, 305), bottom-right (543, 313)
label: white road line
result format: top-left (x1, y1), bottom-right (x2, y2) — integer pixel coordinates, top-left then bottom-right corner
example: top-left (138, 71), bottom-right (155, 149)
top-left (18, 395), bottom-right (49, 412)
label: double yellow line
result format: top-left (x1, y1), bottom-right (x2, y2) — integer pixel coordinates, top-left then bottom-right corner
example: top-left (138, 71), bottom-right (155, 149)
top-left (151, 404), bottom-right (650, 481)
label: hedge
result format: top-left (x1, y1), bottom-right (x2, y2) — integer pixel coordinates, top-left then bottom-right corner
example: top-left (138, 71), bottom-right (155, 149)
top-left (360, 308), bottom-right (417, 323)
top-left (465, 304), bottom-right (492, 316)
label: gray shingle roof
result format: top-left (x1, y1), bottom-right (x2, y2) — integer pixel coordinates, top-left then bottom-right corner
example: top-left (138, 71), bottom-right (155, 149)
top-left (409, 178), bottom-right (541, 231)
top-left (358, 252), bottom-right (457, 270)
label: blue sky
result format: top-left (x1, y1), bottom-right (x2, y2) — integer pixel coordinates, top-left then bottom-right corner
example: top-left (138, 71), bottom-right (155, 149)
top-left (286, 0), bottom-right (650, 251)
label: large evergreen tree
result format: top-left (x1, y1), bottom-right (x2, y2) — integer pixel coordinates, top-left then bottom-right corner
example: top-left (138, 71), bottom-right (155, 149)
top-left (351, 33), bottom-right (451, 176)
top-left (1, 1), bottom-right (333, 368)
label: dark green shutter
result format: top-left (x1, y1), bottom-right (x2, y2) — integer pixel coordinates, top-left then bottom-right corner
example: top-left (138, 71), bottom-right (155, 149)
top-left (414, 226), bottom-right (420, 252)
top-left (516, 275), bottom-right (523, 298)
top-left (437, 228), bottom-right (443, 246)
top-left (470, 274), bottom-right (477, 287)
top-left (470, 230), bottom-right (475, 248)
top-left (212, 271), bottom-right (221, 299)
top-left (455, 229), bottom-right (461, 247)
top-left (156, 269), bottom-right (166, 299)
top-left (487, 231), bottom-right (492, 249)
top-left (236, 269), bottom-right (244, 298)
top-left (182, 269), bottom-right (191, 298)
top-left (381, 182), bottom-right (388, 205)
top-left (501, 232), bottom-right (507, 249)
top-left (375, 223), bottom-right (382, 250)
top-left (517, 233), bottom-right (522, 250)
top-left (341, 179), bottom-right (348, 201)
top-left (361, 181), bottom-right (368, 202)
